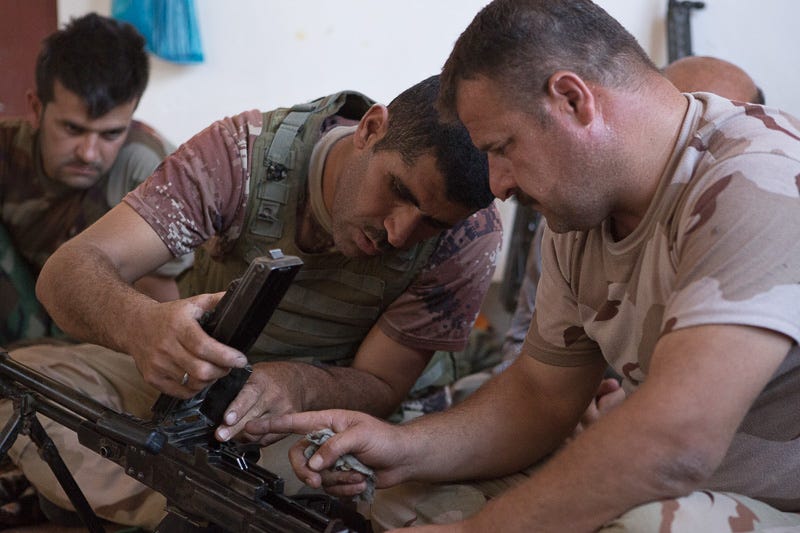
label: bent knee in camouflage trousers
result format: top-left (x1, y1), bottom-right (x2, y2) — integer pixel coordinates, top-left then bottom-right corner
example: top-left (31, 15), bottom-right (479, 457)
top-left (370, 475), bottom-right (800, 532)
top-left (0, 344), bottom-right (167, 529)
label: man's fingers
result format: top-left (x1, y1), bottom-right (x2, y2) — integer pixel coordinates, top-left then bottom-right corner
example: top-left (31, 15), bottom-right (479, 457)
top-left (318, 481), bottom-right (368, 499)
top-left (256, 410), bottom-right (347, 437)
top-left (249, 410), bottom-right (371, 471)
top-left (184, 293), bottom-right (249, 370)
top-left (184, 323), bottom-right (248, 371)
top-left (215, 384), bottom-right (264, 442)
top-left (597, 386), bottom-right (626, 413)
top-left (319, 469), bottom-right (368, 487)
top-left (595, 377), bottom-right (621, 397)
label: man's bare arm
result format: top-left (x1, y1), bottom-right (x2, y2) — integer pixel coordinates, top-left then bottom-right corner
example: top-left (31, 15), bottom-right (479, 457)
top-left (37, 203), bottom-right (171, 346)
top-left (133, 274), bottom-right (180, 302)
top-left (461, 324), bottom-right (792, 532)
top-left (253, 352), bottom-right (606, 494)
top-left (36, 203), bottom-right (247, 398)
top-left (216, 325), bottom-right (437, 442)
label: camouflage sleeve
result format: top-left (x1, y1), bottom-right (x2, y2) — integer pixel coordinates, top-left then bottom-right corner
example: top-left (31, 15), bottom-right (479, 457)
top-left (665, 152), bottom-right (800, 342)
top-left (106, 120), bottom-right (176, 206)
top-left (107, 120), bottom-right (190, 277)
top-left (123, 111), bottom-right (262, 258)
top-left (377, 204), bottom-right (503, 352)
top-left (523, 226), bottom-right (604, 368)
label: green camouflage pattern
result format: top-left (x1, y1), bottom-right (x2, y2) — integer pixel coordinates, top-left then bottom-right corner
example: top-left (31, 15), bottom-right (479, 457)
top-left (0, 224), bottom-right (59, 346)
top-left (0, 118), bottom-right (177, 346)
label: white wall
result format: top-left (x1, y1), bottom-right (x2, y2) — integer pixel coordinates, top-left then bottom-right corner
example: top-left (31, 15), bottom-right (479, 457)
top-left (57, 0), bottom-right (800, 279)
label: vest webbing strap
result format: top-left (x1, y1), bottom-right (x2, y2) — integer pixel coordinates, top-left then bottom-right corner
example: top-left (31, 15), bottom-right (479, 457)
top-left (262, 104), bottom-right (317, 180)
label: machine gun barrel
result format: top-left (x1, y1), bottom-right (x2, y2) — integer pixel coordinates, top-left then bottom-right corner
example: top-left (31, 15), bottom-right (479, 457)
top-left (0, 352), bottom-right (165, 454)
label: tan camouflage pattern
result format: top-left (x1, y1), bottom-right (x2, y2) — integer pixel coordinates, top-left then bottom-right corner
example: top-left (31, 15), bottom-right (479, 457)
top-left (525, 93), bottom-right (800, 509)
top-left (124, 109), bottom-right (503, 353)
top-left (1, 344), bottom-right (166, 529)
top-left (602, 491), bottom-right (800, 532)
top-left (371, 476), bottom-right (800, 532)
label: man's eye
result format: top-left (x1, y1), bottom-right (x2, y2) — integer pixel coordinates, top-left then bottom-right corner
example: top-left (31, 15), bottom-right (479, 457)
top-left (101, 131), bottom-right (125, 141)
top-left (391, 177), bottom-right (414, 203)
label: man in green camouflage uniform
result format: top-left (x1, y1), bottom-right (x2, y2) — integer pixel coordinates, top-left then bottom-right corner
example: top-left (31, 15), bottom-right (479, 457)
top-left (0, 13), bottom-right (186, 348)
top-left (0, 12), bottom-right (190, 528)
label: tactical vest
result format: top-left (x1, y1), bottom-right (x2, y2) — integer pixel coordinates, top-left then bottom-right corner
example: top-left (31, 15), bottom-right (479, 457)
top-left (179, 92), bottom-right (439, 364)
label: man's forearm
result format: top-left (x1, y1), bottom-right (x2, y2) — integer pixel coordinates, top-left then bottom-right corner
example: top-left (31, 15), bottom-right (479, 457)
top-left (464, 392), bottom-right (716, 532)
top-left (36, 242), bottom-right (155, 354)
top-left (300, 363), bottom-right (407, 417)
top-left (133, 274), bottom-right (180, 303)
top-left (396, 362), bottom-right (587, 484)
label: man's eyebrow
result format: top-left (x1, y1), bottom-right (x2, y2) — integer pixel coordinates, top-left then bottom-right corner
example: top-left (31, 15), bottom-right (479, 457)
top-left (392, 175), bottom-right (420, 206)
top-left (60, 119), bottom-right (127, 135)
top-left (60, 119), bottom-right (87, 133)
top-left (392, 175), bottom-right (455, 229)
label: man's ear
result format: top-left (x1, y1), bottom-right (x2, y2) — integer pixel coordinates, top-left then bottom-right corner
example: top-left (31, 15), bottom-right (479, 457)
top-left (26, 90), bottom-right (43, 129)
top-left (546, 71), bottom-right (596, 126)
top-left (353, 104), bottom-right (389, 149)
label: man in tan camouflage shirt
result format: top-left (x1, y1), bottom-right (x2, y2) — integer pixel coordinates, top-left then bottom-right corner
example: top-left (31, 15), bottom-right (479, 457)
top-left (253, 2), bottom-right (800, 532)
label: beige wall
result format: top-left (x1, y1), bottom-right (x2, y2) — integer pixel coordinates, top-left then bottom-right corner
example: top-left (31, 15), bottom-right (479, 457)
top-left (56, 0), bottom-right (800, 279)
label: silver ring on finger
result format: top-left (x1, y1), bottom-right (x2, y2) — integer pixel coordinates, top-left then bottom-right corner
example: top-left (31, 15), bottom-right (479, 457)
top-left (180, 372), bottom-right (190, 386)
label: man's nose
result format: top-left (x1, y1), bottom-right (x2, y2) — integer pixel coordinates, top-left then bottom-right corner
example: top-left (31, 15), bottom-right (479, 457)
top-left (488, 156), bottom-right (517, 201)
top-left (385, 207), bottom-right (424, 249)
top-left (75, 133), bottom-right (101, 163)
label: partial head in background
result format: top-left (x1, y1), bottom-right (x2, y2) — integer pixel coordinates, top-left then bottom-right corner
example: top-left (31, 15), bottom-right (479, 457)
top-left (28, 13), bottom-right (150, 188)
top-left (329, 75), bottom-right (492, 257)
top-left (663, 55), bottom-right (764, 104)
top-left (35, 13), bottom-right (149, 117)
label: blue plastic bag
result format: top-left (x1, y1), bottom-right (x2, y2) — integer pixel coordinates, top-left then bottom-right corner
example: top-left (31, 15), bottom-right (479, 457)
top-left (112, 0), bottom-right (204, 64)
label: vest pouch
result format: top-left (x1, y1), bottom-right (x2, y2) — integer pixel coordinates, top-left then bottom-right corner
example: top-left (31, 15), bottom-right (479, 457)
top-left (247, 268), bottom-right (385, 363)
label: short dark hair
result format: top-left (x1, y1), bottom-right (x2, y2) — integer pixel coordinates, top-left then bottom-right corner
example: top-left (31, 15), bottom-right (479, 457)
top-left (439, 0), bottom-right (659, 120)
top-left (374, 75), bottom-right (493, 211)
top-left (36, 13), bottom-right (149, 118)
top-left (754, 86), bottom-right (766, 106)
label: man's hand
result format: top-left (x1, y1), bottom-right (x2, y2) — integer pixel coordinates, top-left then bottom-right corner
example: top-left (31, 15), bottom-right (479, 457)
top-left (245, 409), bottom-right (414, 497)
top-left (214, 361), bottom-right (305, 443)
top-left (129, 292), bottom-right (248, 398)
top-left (570, 377), bottom-right (626, 440)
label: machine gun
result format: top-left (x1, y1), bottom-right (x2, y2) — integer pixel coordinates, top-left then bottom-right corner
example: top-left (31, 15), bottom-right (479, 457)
top-left (0, 251), bottom-right (366, 532)
top-left (667, 0), bottom-right (706, 63)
